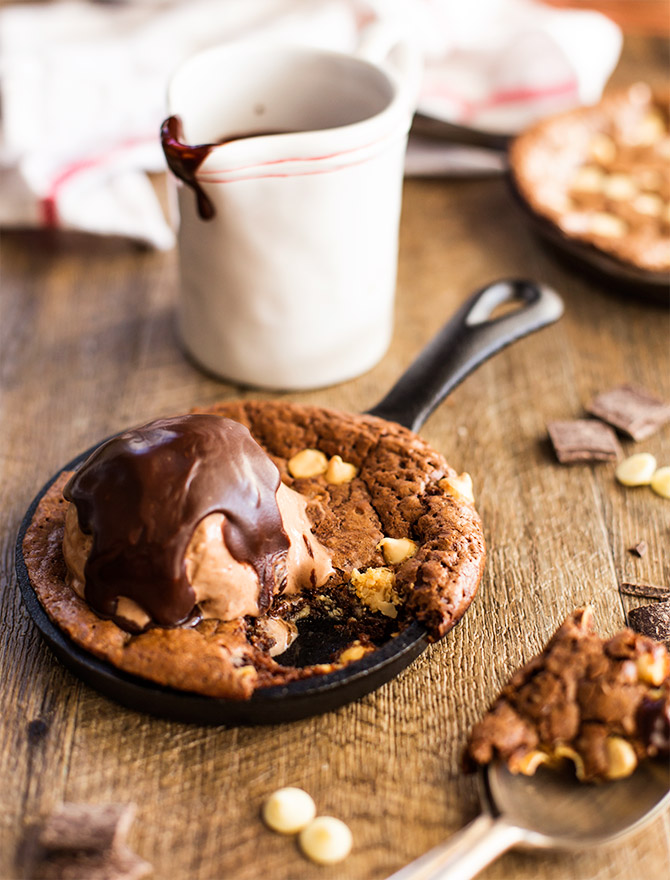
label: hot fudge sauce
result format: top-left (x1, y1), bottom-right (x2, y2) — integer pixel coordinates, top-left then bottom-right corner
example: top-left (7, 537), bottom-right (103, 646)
top-left (160, 115), bottom-right (295, 220)
top-left (64, 414), bottom-right (289, 628)
top-left (161, 116), bottom-right (217, 220)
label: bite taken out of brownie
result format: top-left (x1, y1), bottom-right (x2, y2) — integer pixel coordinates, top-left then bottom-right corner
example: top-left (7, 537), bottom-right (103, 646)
top-left (22, 401), bottom-right (486, 700)
top-left (465, 607), bottom-right (670, 782)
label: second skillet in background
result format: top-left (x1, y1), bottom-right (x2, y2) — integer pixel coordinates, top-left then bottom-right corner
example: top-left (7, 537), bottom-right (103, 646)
top-left (508, 84), bottom-right (670, 303)
top-left (413, 86), bottom-right (670, 303)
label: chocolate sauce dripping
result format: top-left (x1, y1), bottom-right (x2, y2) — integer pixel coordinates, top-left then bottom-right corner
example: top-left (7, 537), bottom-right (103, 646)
top-left (160, 115), bottom-right (216, 220)
top-left (64, 415), bottom-right (289, 629)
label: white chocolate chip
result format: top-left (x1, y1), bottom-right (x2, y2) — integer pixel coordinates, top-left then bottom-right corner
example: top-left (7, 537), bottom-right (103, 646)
top-left (539, 189), bottom-right (572, 213)
top-left (115, 597), bottom-right (151, 629)
top-left (637, 651), bottom-right (669, 687)
top-left (377, 537), bottom-right (418, 565)
top-left (351, 567), bottom-right (399, 618)
top-left (656, 137), bottom-right (670, 160)
top-left (627, 82), bottom-right (653, 105)
top-left (615, 452), bottom-right (657, 487)
top-left (631, 111), bottom-right (666, 146)
top-left (516, 750), bottom-right (553, 776)
top-left (299, 816), bottom-right (353, 865)
top-left (288, 449), bottom-right (328, 479)
top-left (325, 455), bottom-right (358, 484)
top-left (633, 193), bottom-right (663, 217)
top-left (636, 168), bottom-right (662, 191)
top-left (603, 173), bottom-right (637, 201)
top-left (651, 465), bottom-right (670, 499)
top-left (553, 745), bottom-right (586, 781)
top-left (570, 165), bottom-right (605, 194)
top-left (604, 737), bottom-right (638, 780)
top-left (262, 787), bottom-right (316, 835)
top-left (439, 472), bottom-right (474, 503)
top-left (588, 133), bottom-right (616, 165)
top-left (589, 211), bottom-right (628, 238)
top-left (338, 642), bottom-right (372, 664)
top-left (559, 212), bottom-right (591, 235)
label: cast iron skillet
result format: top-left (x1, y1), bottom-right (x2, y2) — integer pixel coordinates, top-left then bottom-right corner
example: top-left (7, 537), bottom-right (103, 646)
top-left (412, 113), bottom-right (670, 304)
top-left (16, 279), bottom-right (563, 725)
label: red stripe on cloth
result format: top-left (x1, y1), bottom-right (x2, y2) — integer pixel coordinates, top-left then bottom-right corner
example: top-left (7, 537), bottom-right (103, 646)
top-left (39, 196), bottom-right (59, 228)
top-left (487, 79), bottom-right (579, 106)
top-left (420, 77), bottom-right (579, 121)
top-left (38, 136), bottom-right (156, 228)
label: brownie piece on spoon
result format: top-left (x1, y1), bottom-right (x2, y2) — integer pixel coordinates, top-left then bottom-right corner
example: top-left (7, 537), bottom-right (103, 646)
top-left (466, 607), bottom-right (670, 782)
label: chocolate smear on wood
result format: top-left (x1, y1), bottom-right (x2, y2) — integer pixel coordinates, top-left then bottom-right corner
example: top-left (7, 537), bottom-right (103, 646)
top-left (621, 582), bottom-right (670, 600)
top-left (627, 540), bottom-right (647, 558)
top-left (586, 384), bottom-right (670, 441)
top-left (547, 419), bottom-right (622, 463)
top-left (628, 601), bottom-right (670, 642)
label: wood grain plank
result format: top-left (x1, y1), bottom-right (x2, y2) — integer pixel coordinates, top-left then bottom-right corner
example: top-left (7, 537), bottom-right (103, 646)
top-left (1, 37), bottom-right (669, 880)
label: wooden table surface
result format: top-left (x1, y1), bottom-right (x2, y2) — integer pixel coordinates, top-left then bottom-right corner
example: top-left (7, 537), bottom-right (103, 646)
top-left (1, 34), bottom-right (669, 880)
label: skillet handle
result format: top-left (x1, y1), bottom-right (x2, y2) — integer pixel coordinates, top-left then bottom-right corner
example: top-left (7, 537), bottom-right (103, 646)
top-left (366, 279), bottom-right (564, 432)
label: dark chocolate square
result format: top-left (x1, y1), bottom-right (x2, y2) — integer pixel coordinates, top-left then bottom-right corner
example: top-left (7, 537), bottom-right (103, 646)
top-left (586, 385), bottom-right (670, 441)
top-left (547, 419), bottom-right (622, 463)
top-left (621, 582), bottom-right (670, 600)
top-left (628, 601), bottom-right (670, 642)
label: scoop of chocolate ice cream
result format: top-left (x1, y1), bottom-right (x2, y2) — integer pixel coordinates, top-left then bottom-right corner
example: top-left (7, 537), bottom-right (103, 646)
top-left (62, 414), bottom-right (332, 631)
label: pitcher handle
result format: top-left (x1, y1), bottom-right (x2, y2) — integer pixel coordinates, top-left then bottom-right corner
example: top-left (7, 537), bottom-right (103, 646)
top-left (355, 21), bottom-right (422, 109)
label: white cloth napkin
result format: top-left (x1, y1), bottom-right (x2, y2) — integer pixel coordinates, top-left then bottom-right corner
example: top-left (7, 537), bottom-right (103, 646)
top-left (0, 0), bottom-right (621, 248)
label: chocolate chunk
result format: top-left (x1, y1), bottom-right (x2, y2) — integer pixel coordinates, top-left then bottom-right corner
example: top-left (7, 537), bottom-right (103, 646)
top-left (547, 419), bottom-right (622, 463)
top-left (35, 846), bottom-right (152, 880)
top-left (586, 385), bottom-right (670, 441)
top-left (636, 695), bottom-right (670, 757)
top-left (33, 804), bottom-right (151, 880)
top-left (627, 541), bottom-right (647, 558)
top-left (628, 601), bottom-right (670, 642)
top-left (621, 582), bottom-right (670, 600)
top-left (38, 804), bottom-right (135, 853)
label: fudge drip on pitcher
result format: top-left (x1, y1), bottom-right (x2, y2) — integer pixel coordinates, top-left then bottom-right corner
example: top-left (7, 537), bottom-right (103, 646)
top-left (161, 116), bottom-right (295, 220)
top-left (160, 115), bottom-right (217, 220)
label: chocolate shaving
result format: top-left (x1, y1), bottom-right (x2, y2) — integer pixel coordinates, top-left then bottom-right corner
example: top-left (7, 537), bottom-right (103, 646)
top-left (621, 582), bottom-right (670, 600)
top-left (547, 419), bottom-right (622, 463)
top-left (628, 601), bottom-right (670, 642)
top-left (33, 803), bottom-right (151, 880)
top-left (586, 384), bottom-right (670, 441)
top-left (627, 541), bottom-right (647, 558)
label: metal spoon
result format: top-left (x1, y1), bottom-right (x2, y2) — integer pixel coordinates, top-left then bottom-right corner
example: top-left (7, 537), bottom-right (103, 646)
top-left (387, 759), bottom-right (670, 880)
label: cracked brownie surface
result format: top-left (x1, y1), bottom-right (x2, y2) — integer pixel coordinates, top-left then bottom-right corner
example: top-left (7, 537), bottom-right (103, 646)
top-left (466, 607), bottom-right (670, 782)
top-left (22, 401), bottom-right (486, 699)
top-left (510, 85), bottom-right (670, 274)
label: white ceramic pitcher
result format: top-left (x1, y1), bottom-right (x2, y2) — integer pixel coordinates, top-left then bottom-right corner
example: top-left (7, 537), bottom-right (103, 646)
top-left (163, 30), bottom-right (420, 390)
